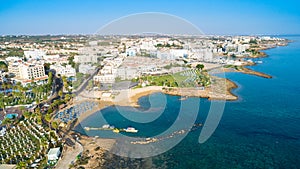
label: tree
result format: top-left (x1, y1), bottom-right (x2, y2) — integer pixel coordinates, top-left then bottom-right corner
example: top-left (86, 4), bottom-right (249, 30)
top-left (231, 54), bottom-right (236, 58)
top-left (48, 71), bottom-right (53, 86)
top-left (52, 121), bottom-right (58, 130)
top-left (196, 64), bottom-right (204, 70)
top-left (64, 94), bottom-right (71, 102)
top-left (35, 107), bottom-right (41, 114)
top-left (68, 55), bottom-right (76, 68)
top-left (0, 93), bottom-right (6, 114)
top-left (0, 61), bottom-right (8, 71)
top-left (58, 90), bottom-right (63, 98)
top-left (16, 161), bottom-right (27, 168)
top-left (2, 118), bottom-right (11, 128)
top-left (45, 113), bottom-right (51, 123)
top-left (23, 111), bottom-right (31, 119)
top-left (37, 115), bottom-right (42, 125)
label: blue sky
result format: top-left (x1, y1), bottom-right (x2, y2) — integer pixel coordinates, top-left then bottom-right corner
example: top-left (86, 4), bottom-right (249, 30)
top-left (0, 0), bottom-right (300, 35)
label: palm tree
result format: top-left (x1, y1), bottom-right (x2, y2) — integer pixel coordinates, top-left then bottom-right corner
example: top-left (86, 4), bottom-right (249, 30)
top-left (45, 113), bottom-right (52, 128)
top-left (23, 111), bottom-right (31, 119)
top-left (16, 161), bottom-right (27, 168)
top-left (0, 93), bottom-right (6, 114)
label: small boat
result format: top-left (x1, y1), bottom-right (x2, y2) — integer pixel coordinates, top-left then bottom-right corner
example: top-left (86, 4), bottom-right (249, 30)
top-left (179, 96), bottom-right (188, 101)
top-left (125, 127), bottom-right (138, 133)
top-left (113, 129), bottom-right (120, 133)
top-left (102, 124), bottom-right (110, 129)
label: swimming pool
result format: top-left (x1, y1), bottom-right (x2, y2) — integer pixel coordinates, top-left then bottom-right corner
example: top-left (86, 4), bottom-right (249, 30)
top-left (5, 113), bottom-right (18, 119)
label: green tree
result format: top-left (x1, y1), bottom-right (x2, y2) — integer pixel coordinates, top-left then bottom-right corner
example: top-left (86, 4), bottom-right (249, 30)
top-left (16, 161), bottom-right (27, 168)
top-left (48, 71), bottom-right (53, 86)
top-left (45, 113), bottom-right (51, 123)
top-left (2, 118), bottom-right (11, 127)
top-left (0, 93), bottom-right (6, 114)
top-left (196, 64), bottom-right (205, 70)
top-left (52, 121), bottom-right (59, 130)
top-left (58, 90), bottom-right (63, 98)
top-left (23, 111), bottom-right (31, 119)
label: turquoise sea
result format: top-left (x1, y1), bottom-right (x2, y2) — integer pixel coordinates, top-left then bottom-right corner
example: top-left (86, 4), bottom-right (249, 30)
top-left (75, 36), bottom-right (300, 169)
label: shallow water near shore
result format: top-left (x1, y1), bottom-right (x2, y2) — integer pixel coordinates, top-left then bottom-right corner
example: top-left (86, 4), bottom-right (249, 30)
top-left (75, 36), bottom-right (300, 168)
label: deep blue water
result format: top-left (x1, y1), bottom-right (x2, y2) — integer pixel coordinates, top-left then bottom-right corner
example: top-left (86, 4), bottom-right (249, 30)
top-left (75, 36), bottom-right (300, 168)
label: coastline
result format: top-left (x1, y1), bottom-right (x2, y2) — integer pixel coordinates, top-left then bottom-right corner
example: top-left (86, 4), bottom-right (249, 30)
top-left (73, 41), bottom-right (290, 142)
top-left (67, 41), bottom-right (291, 169)
top-left (223, 67), bottom-right (272, 78)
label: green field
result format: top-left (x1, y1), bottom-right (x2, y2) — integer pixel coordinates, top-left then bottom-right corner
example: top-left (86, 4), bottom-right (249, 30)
top-left (136, 69), bottom-right (211, 88)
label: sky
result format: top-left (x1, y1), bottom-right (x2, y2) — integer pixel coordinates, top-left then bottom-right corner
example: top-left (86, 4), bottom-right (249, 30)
top-left (0, 0), bottom-right (300, 35)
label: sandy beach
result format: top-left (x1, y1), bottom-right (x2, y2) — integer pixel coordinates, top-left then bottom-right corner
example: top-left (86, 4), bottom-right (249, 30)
top-left (113, 86), bottom-right (163, 107)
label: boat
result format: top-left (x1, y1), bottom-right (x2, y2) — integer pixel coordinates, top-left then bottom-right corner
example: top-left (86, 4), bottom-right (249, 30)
top-left (113, 128), bottom-right (120, 133)
top-left (102, 124), bottom-right (110, 129)
top-left (125, 127), bottom-right (138, 133)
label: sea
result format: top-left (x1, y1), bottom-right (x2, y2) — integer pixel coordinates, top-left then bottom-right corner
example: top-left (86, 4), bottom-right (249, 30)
top-left (75, 35), bottom-right (300, 169)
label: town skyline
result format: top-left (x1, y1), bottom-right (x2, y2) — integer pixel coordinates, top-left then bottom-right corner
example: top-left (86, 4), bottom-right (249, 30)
top-left (1, 0), bottom-right (300, 35)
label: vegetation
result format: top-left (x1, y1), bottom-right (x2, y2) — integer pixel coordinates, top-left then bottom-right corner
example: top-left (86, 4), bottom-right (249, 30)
top-left (163, 63), bottom-right (186, 70)
top-left (196, 64), bottom-right (204, 70)
top-left (0, 80), bottom-right (52, 108)
top-left (68, 55), bottom-right (76, 68)
top-left (134, 69), bottom-right (211, 88)
top-left (0, 61), bottom-right (8, 71)
top-left (155, 43), bottom-right (183, 49)
top-left (0, 117), bottom-right (60, 167)
top-left (71, 73), bottom-right (88, 90)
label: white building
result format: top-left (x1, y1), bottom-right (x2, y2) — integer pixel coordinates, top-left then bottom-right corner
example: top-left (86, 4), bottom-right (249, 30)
top-left (93, 74), bottom-right (115, 84)
top-left (100, 65), bottom-right (116, 75)
top-left (237, 44), bottom-right (250, 53)
top-left (50, 64), bottom-right (76, 77)
top-left (157, 50), bottom-right (177, 60)
top-left (190, 48), bottom-right (213, 62)
top-left (140, 41), bottom-right (156, 51)
top-left (47, 147), bottom-right (61, 161)
top-left (19, 63), bottom-right (46, 80)
top-left (8, 61), bottom-right (48, 85)
top-left (8, 62), bottom-right (21, 77)
top-left (116, 67), bottom-right (138, 80)
top-left (74, 55), bottom-right (99, 63)
top-left (0, 127), bottom-right (6, 137)
top-left (5, 56), bottom-right (22, 63)
top-left (24, 50), bottom-right (46, 61)
top-left (126, 48), bottom-right (137, 57)
top-left (79, 64), bottom-right (96, 74)
top-left (43, 54), bottom-right (59, 60)
top-left (170, 49), bottom-right (188, 58)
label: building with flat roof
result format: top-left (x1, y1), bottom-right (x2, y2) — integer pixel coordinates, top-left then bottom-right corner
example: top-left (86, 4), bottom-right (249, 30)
top-left (50, 64), bottom-right (76, 77)
top-left (93, 74), bottom-right (115, 84)
top-left (79, 64), bottom-right (96, 74)
top-left (8, 61), bottom-right (48, 85)
top-left (24, 50), bottom-right (46, 61)
top-left (47, 147), bottom-right (61, 161)
top-left (19, 63), bottom-right (46, 80)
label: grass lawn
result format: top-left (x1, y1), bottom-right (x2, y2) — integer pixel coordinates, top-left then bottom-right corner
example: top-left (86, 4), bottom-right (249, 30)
top-left (138, 69), bottom-right (211, 87)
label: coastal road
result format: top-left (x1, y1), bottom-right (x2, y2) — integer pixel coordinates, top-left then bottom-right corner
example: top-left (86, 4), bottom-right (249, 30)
top-left (55, 139), bottom-right (83, 169)
top-left (73, 67), bottom-right (99, 96)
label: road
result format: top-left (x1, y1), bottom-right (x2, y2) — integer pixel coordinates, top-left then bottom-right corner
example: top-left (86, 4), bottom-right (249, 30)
top-left (55, 139), bottom-right (83, 169)
top-left (73, 68), bottom-right (99, 96)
